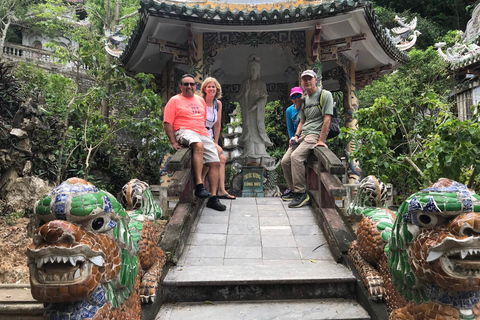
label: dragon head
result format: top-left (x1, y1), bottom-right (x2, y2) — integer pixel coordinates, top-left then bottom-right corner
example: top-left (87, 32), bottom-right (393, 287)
top-left (388, 179), bottom-right (480, 308)
top-left (26, 178), bottom-right (138, 305)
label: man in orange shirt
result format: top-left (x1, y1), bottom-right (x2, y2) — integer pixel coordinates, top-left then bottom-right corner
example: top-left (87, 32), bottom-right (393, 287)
top-left (163, 74), bottom-right (226, 211)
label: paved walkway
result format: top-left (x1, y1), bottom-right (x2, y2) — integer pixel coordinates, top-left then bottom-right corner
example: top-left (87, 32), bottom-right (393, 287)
top-left (157, 197), bottom-right (369, 320)
top-left (178, 196), bottom-right (334, 267)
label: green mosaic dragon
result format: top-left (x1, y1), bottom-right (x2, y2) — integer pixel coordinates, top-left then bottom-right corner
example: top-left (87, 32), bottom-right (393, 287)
top-left (349, 175), bottom-right (480, 320)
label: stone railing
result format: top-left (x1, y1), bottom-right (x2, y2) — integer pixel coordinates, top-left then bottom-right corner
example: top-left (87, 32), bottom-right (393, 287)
top-left (2, 42), bottom-right (89, 74)
top-left (305, 146), bottom-right (354, 263)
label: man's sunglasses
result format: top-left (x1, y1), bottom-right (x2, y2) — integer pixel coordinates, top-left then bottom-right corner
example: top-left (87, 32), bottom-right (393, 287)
top-left (290, 94), bottom-right (302, 100)
top-left (182, 82), bottom-right (196, 87)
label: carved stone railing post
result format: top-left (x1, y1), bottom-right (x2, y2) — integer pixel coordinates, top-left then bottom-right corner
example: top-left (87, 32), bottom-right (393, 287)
top-left (306, 146), bottom-right (353, 263)
top-left (166, 147), bottom-right (194, 204)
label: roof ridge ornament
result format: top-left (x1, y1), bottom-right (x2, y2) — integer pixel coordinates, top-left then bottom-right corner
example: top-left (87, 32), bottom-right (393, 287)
top-left (385, 15), bottom-right (421, 51)
top-left (104, 24), bottom-right (127, 58)
top-left (435, 40), bottom-right (480, 64)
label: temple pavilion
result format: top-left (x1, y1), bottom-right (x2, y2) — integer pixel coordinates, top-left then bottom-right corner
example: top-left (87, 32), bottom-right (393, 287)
top-left (120, 0), bottom-right (410, 182)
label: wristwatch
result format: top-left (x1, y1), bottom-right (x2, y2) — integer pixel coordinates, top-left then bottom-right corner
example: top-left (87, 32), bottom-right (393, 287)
top-left (295, 134), bottom-right (300, 138)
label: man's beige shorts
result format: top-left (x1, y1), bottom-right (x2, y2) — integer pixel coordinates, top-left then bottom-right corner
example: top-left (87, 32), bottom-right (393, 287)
top-left (174, 128), bottom-right (220, 163)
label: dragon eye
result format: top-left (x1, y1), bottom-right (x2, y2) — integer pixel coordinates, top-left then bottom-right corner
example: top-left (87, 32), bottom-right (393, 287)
top-left (419, 214), bottom-right (432, 225)
top-left (92, 217), bottom-right (104, 231)
top-left (415, 213), bottom-right (447, 228)
top-left (37, 220), bottom-right (46, 228)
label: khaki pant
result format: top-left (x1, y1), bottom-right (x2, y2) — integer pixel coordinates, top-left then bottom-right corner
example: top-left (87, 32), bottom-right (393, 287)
top-left (281, 134), bottom-right (319, 193)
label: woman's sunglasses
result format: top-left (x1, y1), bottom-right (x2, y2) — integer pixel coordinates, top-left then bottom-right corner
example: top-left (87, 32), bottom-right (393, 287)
top-left (290, 94), bottom-right (302, 100)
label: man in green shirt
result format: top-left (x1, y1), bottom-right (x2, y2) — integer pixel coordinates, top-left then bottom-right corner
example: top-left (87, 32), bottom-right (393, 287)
top-left (281, 70), bottom-right (334, 208)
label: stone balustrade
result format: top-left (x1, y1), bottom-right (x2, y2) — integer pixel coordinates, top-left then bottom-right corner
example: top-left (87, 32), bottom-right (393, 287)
top-left (2, 42), bottom-right (89, 74)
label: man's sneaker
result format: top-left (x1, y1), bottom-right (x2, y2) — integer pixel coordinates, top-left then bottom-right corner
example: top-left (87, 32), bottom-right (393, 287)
top-left (288, 192), bottom-right (310, 208)
top-left (206, 196), bottom-right (227, 211)
top-left (282, 190), bottom-right (295, 201)
top-left (195, 185), bottom-right (212, 199)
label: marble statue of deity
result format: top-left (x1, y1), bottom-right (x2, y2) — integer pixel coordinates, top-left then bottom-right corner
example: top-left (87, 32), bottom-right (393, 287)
top-left (235, 55), bottom-right (274, 167)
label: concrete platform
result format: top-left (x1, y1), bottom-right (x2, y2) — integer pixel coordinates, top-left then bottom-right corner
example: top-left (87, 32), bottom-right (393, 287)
top-left (156, 299), bottom-right (370, 320)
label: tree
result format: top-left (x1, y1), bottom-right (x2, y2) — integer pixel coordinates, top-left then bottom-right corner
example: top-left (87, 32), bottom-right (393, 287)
top-left (341, 33), bottom-right (480, 202)
top-left (22, 0), bottom-right (167, 190)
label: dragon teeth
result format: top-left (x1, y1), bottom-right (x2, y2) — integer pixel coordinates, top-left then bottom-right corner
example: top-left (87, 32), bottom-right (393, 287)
top-left (461, 250), bottom-right (468, 259)
top-left (427, 251), bottom-right (443, 262)
top-left (89, 256), bottom-right (105, 267)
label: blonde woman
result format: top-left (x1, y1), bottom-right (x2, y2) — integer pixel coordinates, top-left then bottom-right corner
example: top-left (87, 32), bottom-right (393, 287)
top-left (200, 77), bottom-right (236, 200)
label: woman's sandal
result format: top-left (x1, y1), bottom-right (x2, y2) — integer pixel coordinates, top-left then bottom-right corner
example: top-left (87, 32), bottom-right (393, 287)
top-left (218, 193), bottom-right (236, 200)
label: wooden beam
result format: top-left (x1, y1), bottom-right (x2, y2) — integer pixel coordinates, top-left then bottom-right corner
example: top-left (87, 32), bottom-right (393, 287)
top-left (320, 34), bottom-right (366, 62)
top-left (147, 37), bottom-right (190, 64)
top-left (321, 33), bottom-right (366, 48)
top-left (355, 64), bottom-right (392, 77)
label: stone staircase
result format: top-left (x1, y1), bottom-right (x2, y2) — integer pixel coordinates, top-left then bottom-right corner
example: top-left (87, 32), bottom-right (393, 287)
top-left (155, 197), bottom-right (371, 320)
top-left (0, 285), bottom-right (43, 320)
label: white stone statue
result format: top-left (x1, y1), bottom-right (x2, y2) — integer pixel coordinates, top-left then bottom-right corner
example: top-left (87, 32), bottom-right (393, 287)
top-left (235, 55), bottom-right (274, 166)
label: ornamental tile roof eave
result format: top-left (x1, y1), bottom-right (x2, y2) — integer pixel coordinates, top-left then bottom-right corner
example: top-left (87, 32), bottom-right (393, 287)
top-left (120, 0), bottom-right (409, 67)
top-left (452, 52), bottom-right (480, 71)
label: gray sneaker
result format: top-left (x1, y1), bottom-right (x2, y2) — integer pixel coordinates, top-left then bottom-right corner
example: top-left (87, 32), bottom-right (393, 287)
top-left (281, 191), bottom-right (296, 201)
top-left (288, 192), bottom-right (310, 208)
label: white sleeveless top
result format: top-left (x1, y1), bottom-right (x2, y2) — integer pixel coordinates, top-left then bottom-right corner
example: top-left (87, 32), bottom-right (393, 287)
top-left (205, 99), bottom-right (218, 139)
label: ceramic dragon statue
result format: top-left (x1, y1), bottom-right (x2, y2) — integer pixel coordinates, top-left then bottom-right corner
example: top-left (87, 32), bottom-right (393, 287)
top-left (348, 175), bottom-right (480, 320)
top-left (26, 177), bottom-right (166, 320)
top-left (385, 15), bottom-right (421, 51)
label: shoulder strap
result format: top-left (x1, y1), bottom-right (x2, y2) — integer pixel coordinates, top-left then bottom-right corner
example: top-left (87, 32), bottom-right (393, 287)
top-left (213, 99), bottom-right (218, 112)
top-left (317, 88), bottom-right (324, 111)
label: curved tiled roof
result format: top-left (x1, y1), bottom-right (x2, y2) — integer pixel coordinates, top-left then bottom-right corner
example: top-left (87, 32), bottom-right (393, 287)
top-left (121, 0), bottom-right (409, 66)
top-left (452, 52), bottom-right (480, 70)
top-left (141, 0), bottom-right (365, 25)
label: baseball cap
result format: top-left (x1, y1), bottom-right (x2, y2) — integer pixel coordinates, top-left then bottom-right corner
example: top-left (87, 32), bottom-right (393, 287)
top-left (290, 87), bottom-right (303, 96)
top-left (301, 70), bottom-right (317, 78)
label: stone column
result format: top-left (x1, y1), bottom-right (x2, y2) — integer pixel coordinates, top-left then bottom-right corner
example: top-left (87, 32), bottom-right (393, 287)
top-left (192, 31), bottom-right (204, 87)
top-left (344, 61), bottom-right (360, 184)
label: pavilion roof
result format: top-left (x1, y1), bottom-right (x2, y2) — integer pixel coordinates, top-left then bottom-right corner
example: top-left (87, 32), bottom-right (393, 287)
top-left (120, 0), bottom-right (409, 87)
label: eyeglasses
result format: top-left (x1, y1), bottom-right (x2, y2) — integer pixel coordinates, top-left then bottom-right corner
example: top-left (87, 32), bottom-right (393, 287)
top-left (290, 94), bottom-right (302, 100)
top-left (182, 83), bottom-right (196, 87)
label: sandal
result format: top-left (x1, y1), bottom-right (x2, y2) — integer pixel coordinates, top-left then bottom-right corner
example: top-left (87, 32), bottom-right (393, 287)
top-left (217, 193), bottom-right (236, 200)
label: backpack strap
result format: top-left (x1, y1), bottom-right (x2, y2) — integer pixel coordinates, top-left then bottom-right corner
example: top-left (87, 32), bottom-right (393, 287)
top-left (213, 98), bottom-right (219, 112)
top-left (317, 88), bottom-right (324, 113)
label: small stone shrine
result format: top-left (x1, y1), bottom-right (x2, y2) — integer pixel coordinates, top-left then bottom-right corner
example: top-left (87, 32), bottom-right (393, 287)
top-left (120, 0), bottom-right (413, 183)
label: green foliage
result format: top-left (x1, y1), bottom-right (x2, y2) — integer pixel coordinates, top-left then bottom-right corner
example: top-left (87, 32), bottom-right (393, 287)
top-left (346, 34), bottom-right (480, 201)
top-left (5, 210), bottom-right (25, 226)
top-left (422, 118), bottom-right (480, 187)
top-left (15, 62), bottom-right (74, 117)
top-left (265, 100), bottom-right (288, 151)
top-left (373, 0), bottom-right (477, 33)
top-left (1, 0), bottom-right (170, 193)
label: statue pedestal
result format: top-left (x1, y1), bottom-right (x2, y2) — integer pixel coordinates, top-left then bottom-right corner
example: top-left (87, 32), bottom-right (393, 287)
top-left (242, 166), bottom-right (264, 197)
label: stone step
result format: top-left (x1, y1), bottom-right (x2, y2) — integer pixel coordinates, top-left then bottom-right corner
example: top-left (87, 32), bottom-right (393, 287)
top-left (0, 285), bottom-right (43, 320)
top-left (156, 299), bottom-right (370, 320)
top-left (163, 262), bottom-right (356, 302)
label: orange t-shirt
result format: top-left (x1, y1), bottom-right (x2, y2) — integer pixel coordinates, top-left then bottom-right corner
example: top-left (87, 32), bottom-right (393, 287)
top-left (163, 94), bottom-right (209, 136)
